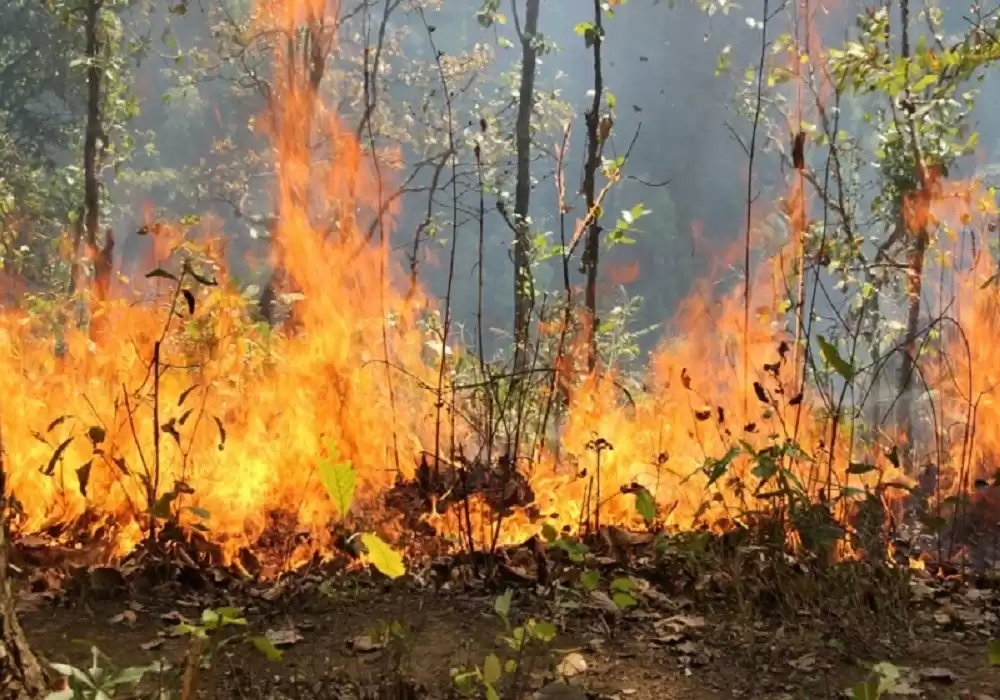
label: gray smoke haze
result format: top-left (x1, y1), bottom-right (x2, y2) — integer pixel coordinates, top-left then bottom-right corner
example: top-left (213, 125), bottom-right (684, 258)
top-left (96, 0), bottom-right (1000, 361)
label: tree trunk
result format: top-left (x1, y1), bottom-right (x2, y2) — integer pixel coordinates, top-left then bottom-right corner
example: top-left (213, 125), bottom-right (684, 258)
top-left (894, 0), bottom-right (929, 468)
top-left (581, 0), bottom-right (605, 373)
top-left (512, 0), bottom-right (539, 374)
top-left (0, 429), bottom-right (45, 700)
top-left (83, 0), bottom-right (102, 255)
top-left (82, 0), bottom-right (105, 343)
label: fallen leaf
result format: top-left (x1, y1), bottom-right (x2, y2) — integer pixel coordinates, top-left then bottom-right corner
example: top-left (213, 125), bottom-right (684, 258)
top-left (909, 581), bottom-right (936, 600)
top-left (108, 610), bottom-right (137, 625)
top-left (789, 653), bottom-right (816, 671)
top-left (917, 667), bottom-right (955, 683)
top-left (589, 590), bottom-right (619, 613)
top-left (265, 628), bottom-right (303, 648)
top-left (556, 652), bottom-right (587, 678)
top-left (139, 639), bottom-right (163, 651)
top-left (660, 614), bottom-right (706, 631)
top-left (347, 634), bottom-right (385, 654)
top-left (675, 641), bottom-right (702, 655)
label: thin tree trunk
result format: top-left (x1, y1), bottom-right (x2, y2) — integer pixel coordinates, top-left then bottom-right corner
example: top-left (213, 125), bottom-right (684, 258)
top-left (581, 0), bottom-right (605, 372)
top-left (0, 427), bottom-right (46, 700)
top-left (895, 0), bottom-right (929, 466)
top-left (512, 0), bottom-right (539, 374)
top-left (82, 0), bottom-right (105, 342)
top-left (83, 0), bottom-right (102, 254)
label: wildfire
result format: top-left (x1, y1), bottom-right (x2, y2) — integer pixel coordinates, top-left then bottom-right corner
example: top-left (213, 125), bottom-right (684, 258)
top-left (1, 0), bottom-right (997, 575)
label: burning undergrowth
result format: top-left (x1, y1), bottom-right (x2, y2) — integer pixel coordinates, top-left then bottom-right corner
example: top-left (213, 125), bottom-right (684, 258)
top-left (3, 0), bottom-right (1000, 603)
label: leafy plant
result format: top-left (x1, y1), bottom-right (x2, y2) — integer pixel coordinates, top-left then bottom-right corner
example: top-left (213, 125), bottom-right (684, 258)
top-left (45, 647), bottom-right (168, 700)
top-left (451, 589), bottom-right (558, 700)
top-left (316, 439), bottom-right (406, 580)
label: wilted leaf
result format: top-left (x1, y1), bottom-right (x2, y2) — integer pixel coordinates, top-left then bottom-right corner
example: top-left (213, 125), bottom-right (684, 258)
top-left (87, 426), bottom-right (106, 445)
top-left (42, 437), bottom-right (74, 476)
top-left (212, 416), bottom-right (226, 450)
top-left (360, 533), bottom-right (406, 579)
top-left (161, 419), bottom-right (181, 445)
top-left (847, 462), bottom-right (876, 475)
top-left (145, 268), bottom-right (178, 282)
top-left (183, 261), bottom-right (218, 286)
top-left (177, 384), bottom-right (199, 407)
top-left (76, 461), bottom-right (92, 497)
top-left (47, 415), bottom-right (70, 432)
top-left (753, 381), bottom-right (770, 404)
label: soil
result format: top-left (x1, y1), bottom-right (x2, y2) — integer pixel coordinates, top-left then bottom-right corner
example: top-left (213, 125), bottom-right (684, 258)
top-left (14, 567), bottom-right (1000, 700)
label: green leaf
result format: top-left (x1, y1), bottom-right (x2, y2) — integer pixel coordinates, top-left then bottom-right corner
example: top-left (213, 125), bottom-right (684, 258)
top-left (251, 636), bottom-right (284, 662)
top-left (483, 654), bottom-right (502, 685)
top-left (633, 486), bottom-right (656, 524)
top-left (912, 73), bottom-right (937, 91)
top-left (527, 619), bottom-right (557, 643)
top-left (988, 639), bottom-right (1000, 666)
top-left (579, 569), bottom-right (600, 591)
top-left (850, 680), bottom-right (879, 700)
top-left (610, 577), bottom-right (635, 593)
top-left (201, 608), bottom-right (219, 626)
top-left (818, 335), bottom-right (855, 381)
top-left (319, 456), bottom-right (356, 517)
top-left (612, 591), bottom-right (638, 610)
top-left (495, 589), bottom-right (513, 620)
top-left (360, 533), bottom-right (406, 579)
top-left (702, 446), bottom-right (741, 487)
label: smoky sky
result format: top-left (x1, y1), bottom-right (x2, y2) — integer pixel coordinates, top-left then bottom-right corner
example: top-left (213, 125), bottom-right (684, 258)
top-left (96, 0), bottom-right (1000, 358)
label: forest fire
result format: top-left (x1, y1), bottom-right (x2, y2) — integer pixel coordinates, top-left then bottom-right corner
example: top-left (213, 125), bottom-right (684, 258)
top-left (1, 0), bottom-right (999, 578)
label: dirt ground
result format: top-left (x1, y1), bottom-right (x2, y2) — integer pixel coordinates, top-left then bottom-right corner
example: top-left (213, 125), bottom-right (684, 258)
top-left (14, 568), bottom-right (1000, 700)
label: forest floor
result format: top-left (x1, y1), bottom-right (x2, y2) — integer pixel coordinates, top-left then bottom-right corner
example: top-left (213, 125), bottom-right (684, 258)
top-left (13, 551), bottom-right (1000, 700)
